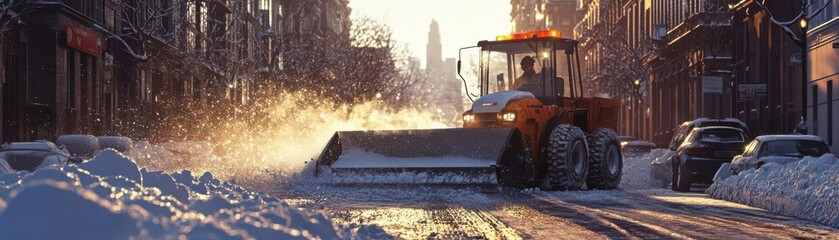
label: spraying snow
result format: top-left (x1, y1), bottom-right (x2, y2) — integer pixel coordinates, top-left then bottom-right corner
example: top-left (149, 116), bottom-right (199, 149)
top-left (134, 91), bottom-right (453, 181)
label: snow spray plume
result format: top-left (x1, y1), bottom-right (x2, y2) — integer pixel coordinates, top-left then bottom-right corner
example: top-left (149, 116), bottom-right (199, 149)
top-left (132, 90), bottom-right (452, 181)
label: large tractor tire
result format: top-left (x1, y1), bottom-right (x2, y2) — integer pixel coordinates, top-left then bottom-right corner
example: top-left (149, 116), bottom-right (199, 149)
top-left (586, 128), bottom-right (623, 189)
top-left (540, 124), bottom-right (588, 191)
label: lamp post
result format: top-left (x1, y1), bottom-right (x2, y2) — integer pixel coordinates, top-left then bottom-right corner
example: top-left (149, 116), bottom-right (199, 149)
top-left (634, 79), bottom-right (641, 138)
top-left (800, 17), bottom-right (809, 134)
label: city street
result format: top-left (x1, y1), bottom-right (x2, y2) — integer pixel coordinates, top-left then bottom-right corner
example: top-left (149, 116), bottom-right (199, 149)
top-left (271, 153), bottom-right (839, 239)
top-left (281, 184), bottom-right (837, 239)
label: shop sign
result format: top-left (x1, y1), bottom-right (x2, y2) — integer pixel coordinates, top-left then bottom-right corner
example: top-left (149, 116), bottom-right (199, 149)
top-left (67, 24), bottom-right (102, 58)
top-left (738, 83), bottom-right (767, 102)
top-left (702, 76), bottom-right (723, 94)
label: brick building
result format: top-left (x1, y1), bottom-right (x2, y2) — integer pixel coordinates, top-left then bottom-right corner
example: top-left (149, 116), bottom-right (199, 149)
top-left (1, 0), bottom-right (109, 142)
top-left (0, 0), bottom-right (286, 142)
top-left (807, 1), bottom-right (839, 153)
top-left (647, 0), bottom-right (734, 146)
top-left (729, 0), bottom-right (805, 139)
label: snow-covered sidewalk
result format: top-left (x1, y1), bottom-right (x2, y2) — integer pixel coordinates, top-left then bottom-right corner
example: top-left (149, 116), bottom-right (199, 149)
top-left (707, 154), bottom-right (839, 228)
top-left (0, 149), bottom-right (388, 239)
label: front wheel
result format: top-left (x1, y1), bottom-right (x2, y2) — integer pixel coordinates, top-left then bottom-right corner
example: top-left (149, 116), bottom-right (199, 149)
top-left (586, 128), bottom-right (623, 189)
top-left (540, 124), bottom-right (588, 191)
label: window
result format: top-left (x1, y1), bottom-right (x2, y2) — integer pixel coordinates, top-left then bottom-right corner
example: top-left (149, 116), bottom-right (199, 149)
top-left (829, 80), bottom-right (833, 145)
top-left (697, 130), bottom-right (745, 143)
top-left (742, 140), bottom-right (758, 157)
top-left (66, 49), bottom-right (75, 108)
top-left (760, 140), bottom-right (830, 157)
top-left (105, 7), bottom-right (115, 31)
top-left (813, 84), bottom-right (819, 133)
top-left (140, 70), bottom-right (152, 102)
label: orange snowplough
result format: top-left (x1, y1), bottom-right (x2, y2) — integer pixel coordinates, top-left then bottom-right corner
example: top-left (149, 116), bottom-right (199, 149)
top-left (316, 30), bottom-right (623, 190)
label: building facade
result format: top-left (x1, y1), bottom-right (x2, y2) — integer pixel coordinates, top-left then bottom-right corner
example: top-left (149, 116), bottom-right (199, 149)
top-left (512, 0), bottom-right (579, 36)
top-left (807, 0), bottom-right (839, 153)
top-left (730, 0), bottom-right (805, 140)
top-left (0, 0), bottom-right (286, 142)
top-left (2, 0), bottom-right (109, 142)
top-left (647, 0), bottom-right (734, 146)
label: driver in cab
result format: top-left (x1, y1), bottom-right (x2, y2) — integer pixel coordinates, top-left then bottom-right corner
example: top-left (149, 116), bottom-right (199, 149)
top-left (512, 56), bottom-right (540, 91)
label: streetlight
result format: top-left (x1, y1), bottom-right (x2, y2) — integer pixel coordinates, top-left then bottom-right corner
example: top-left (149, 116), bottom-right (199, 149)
top-left (634, 79), bottom-right (641, 138)
top-left (800, 17), bottom-right (809, 134)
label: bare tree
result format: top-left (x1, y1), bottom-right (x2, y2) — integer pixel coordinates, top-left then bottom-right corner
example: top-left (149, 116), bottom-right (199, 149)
top-left (749, 0), bottom-right (834, 132)
top-left (93, 0), bottom-right (192, 61)
top-left (0, 0), bottom-right (37, 34)
top-left (751, 0), bottom-right (833, 48)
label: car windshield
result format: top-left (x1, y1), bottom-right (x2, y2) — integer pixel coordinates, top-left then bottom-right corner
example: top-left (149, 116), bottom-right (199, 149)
top-left (696, 130), bottom-right (744, 143)
top-left (762, 140), bottom-right (830, 157)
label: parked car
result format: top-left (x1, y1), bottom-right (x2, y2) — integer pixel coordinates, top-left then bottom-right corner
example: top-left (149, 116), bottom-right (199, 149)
top-left (730, 135), bottom-right (832, 174)
top-left (671, 126), bottom-right (748, 192)
top-left (0, 141), bottom-right (83, 172)
top-left (619, 136), bottom-right (656, 156)
top-left (56, 135), bottom-right (101, 158)
top-left (651, 118), bottom-right (751, 188)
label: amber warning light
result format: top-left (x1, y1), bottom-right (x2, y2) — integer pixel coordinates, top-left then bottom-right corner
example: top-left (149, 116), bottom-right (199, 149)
top-left (496, 30), bottom-right (562, 41)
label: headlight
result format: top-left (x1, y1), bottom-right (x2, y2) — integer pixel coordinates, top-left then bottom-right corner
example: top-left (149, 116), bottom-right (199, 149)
top-left (463, 113), bottom-right (475, 122)
top-left (501, 112), bottom-right (516, 122)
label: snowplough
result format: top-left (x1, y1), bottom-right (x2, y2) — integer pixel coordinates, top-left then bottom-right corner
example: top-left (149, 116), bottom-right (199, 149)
top-left (316, 30), bottom-right (623, 190)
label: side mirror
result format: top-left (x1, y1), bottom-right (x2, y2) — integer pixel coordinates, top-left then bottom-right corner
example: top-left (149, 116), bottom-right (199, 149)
top-left (457, 60), bottom-right (461, 74)
top-left (496, 73), bottom-right (505, 89)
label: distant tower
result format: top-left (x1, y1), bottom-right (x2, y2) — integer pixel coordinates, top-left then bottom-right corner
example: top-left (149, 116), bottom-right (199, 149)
top-left (426, 20), bottom-right (442, 74)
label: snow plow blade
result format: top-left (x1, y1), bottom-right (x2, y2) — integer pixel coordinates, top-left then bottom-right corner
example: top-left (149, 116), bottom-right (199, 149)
top-left (315, 128), bottom-right (523, 185)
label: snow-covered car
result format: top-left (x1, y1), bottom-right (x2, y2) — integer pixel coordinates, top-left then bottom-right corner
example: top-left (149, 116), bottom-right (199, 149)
top-left (672, 126), bottom-right (748, 192)
top-left (730, 135), bottom-right (832, 174)
top-left (56, 134), bottom-right (101, 158)
top-left (651, 118), bottom-right (751, 188)
top-left (0, 141), bottom-right (84, 172)
top-left (97, 136), bottom-right (134, 154)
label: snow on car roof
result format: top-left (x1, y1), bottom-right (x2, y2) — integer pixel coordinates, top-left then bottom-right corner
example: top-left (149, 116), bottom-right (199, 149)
top-left (1, 141), bottom-right (60, 151)
top-left (692, 117), bottom-right (746, 125)
top-left (755, 135), bottom-right (825, 142)
top-left (693, 126), bottom-right (744, 132)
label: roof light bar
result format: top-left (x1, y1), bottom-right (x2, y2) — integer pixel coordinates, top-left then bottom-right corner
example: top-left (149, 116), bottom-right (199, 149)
top-left (496, 30), bottom-right (562, 41)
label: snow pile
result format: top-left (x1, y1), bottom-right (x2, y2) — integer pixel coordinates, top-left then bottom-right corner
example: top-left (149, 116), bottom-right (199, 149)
top-left (0, 149), bottom-right (387, 239)
top-left (620, 149), bottom-right (667, 189)
top-left (707, 154), bottom-right (839, 228)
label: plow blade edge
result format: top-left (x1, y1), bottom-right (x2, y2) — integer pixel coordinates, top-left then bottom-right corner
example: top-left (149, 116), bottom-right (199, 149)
top-left (315, 128), bottom-right (522, 184)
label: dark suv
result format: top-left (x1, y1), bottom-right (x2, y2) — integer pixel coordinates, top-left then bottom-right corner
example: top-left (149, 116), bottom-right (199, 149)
top-left (672, 126), bottom-right (749, 192)
top-left (651, 118), bottom-right (751, 187)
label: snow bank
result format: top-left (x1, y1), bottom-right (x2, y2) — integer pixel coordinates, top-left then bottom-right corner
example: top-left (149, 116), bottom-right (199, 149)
top-left (707, 154), bottom-right (839, 228)
top-left (0, 150), bottom-right (387, 239)
top-left (620, 149), bottom-right (667, 189)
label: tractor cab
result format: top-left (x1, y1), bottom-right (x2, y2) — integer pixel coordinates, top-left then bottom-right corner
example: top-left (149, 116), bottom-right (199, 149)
top-left (476, 30), bottom-right (584, 106)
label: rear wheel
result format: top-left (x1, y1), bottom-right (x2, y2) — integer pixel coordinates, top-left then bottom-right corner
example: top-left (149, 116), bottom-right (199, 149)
top-left (585, 129), bottom-right (622, 189)
top-left (672, 160), bottom-right (691, 192)
top-left (540, 124), bottom-right (588, 191)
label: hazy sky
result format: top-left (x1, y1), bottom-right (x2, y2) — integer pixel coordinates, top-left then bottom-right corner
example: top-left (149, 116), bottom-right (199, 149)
top-left (348, 0), bottom-right (512, 68)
